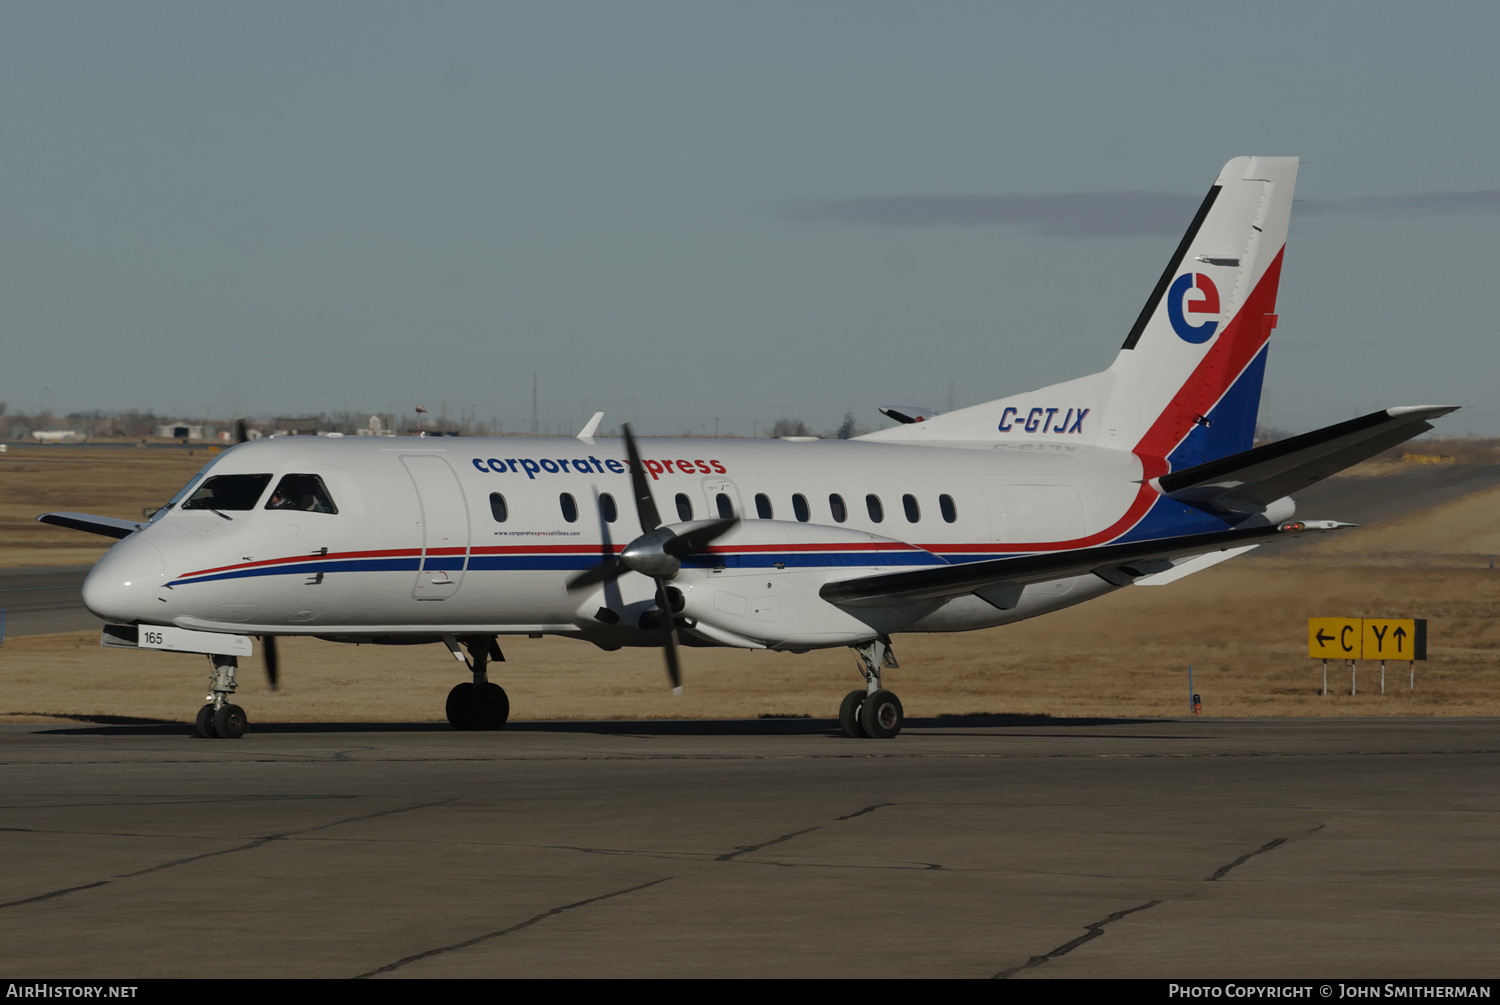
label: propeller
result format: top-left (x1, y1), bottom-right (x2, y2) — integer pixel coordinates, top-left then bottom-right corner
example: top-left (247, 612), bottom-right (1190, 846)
top-left (566, 423), bottom-right (738, 693)
top-left (262, 635), bottom-right (280, 692)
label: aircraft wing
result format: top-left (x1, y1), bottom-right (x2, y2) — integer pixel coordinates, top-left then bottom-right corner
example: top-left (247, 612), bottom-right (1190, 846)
top-left (1158, 405), bottom-right (1459, 511)
top-left (819, 519), bottom-right (1344, 607)
top-left (37, 512), bottom-right (142, 539)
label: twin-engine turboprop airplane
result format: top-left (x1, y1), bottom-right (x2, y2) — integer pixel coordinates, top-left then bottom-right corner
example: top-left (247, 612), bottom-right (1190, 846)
top-left (43, 156), bottom-right (1454, 739)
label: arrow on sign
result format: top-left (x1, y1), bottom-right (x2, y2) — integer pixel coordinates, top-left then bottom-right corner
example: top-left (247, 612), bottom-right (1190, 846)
top-left (1393, 626), bottom-right (1407, 653)
top-left (1315, 629), bottom-right (1334, 646)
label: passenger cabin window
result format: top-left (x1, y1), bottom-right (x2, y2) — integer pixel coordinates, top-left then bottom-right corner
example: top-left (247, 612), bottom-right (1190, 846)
top-left (866, 494), bottom-right (884, 523)
top-left (902, 494), bottom-right (920, 523)
top-left (490, 492), bottom-right (508, 522)
top-left (940, 494), bottom-right (958, 523)
top-left (792, 494), bottom-right (810, 523)
top-left (829, 494), bottom-right (847, 523)
top-left (600, 493), bottom-right (618, 523)
top-left (675, 493), bottom-right (693, 521)
top-left (560, 493), bottom-right (578, 523)
top-left (265, 474), bottom-right (338, 514)
top-left (185, 473), bottom-right (272, 511)
top-left (716, 493), bottom-right (734, 518)
top-left (754, 493), bottom-right (773, 519)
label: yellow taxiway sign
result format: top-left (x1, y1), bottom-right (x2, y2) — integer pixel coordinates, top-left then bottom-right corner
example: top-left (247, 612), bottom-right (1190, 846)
top-left (1308, 618), bottom-right (1427, 660)
top-left (1308, 618), bottom-right (1362, 659)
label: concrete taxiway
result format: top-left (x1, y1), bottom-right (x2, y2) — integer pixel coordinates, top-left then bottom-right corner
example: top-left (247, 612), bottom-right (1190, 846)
top-left (1, 717), bottom-right (1495, 978)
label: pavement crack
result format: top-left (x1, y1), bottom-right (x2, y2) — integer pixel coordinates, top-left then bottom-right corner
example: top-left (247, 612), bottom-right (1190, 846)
top-left (1208, 823), bottom-right (1323, 882)
top-left (0, 880), bottom-right (113, 910)
top-left (543, 844), bottom-right (713, 863)
top-left (716, 826), bottom-right (820, 861)
top-left (835, 803), bottom-right (893, 820)
top-left (114, 798), bottom-right (453, 878)
top-left (991, 824), bottom-right (1324, 976)
top-left (0, 799), bottom-right (453, 905)
top-left (354, 877), bottom-right (672, 978)
top-left (1208, 837), bottom-right (1285, 881)
top-left (993, 899), bottom-right (1161, 979)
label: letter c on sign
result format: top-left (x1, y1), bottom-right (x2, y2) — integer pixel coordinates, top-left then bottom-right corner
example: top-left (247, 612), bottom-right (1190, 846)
top-left (471, 458), bottom-right (488, 473)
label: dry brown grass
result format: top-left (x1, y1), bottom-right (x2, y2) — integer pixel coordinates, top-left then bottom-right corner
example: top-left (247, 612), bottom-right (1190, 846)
top-left (2, 445), bottom-right (1498, 723)
top-left (0, 446), bottom-right (212, 566)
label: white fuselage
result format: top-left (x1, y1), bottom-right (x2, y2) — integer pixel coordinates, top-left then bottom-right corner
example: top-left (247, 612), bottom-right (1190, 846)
top-left (81, 433), bottom-right (1200, 651)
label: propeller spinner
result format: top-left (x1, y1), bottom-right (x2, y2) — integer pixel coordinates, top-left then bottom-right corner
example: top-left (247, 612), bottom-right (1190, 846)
top-left (566, 424), bottom-right (737, 693)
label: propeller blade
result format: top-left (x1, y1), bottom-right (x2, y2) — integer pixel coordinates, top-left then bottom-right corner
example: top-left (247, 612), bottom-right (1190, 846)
top-left (664, 517), bottom-right (739, 558)
top-left (654, 577), bottom-right (683, 695)
top-left (621, 423), bottom-right (663, 534)
top-left (263, 635), bottom-right (280, 692)
top-left (565, 556), bottom-right (626, 591)
top-left (233, 418), bottom-right (248, 445)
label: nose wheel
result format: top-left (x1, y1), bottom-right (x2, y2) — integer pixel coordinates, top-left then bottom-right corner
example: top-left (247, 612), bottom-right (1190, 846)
top-left (839, 638), bottom-right (904, 738)
top-left (194, 655), bottom-right (249, 739)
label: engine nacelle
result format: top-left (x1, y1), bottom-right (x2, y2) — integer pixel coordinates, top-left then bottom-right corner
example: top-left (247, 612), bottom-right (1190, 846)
top-left (672, 520), bottom-right (943, 648)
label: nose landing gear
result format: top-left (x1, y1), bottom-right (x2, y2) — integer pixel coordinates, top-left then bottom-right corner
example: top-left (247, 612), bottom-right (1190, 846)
top-left (839, 637), bottom-right (904, 739)
top-left (444, 635), bottom-right (510, 731)
top-left (195, 654), bottom-right (248, 739)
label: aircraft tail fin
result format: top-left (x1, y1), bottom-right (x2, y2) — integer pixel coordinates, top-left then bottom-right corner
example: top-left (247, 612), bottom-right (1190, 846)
top-left (862, 156), bottom-right (1299, 476)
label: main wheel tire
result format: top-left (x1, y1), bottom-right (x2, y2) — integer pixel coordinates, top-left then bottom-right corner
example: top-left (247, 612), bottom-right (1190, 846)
top-left (212, 703), bottom-right (248, 740)
top-left (473, 682), bottom-right (510, 731)
top-left (446, 682), bottom-right (477, 730)
top-left (860, 689), bottom-right (904, 739)
top-left (838, 689), bottom-right (868, 738)
top-left (195, 703), bottom-right (218, 739)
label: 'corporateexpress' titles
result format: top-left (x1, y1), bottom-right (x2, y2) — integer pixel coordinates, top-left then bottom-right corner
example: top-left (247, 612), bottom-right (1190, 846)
top-left (471, 455), bottom-right (726, 481)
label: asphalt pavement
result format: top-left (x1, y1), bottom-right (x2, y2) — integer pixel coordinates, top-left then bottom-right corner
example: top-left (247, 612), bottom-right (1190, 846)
top-left (1, 716), bottom-right (1495, 978)
top-left (0, 566), bottom-right (97, 639)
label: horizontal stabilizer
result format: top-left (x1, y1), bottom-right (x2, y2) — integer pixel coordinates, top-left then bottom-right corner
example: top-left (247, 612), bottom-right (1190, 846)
top-left (1158, 405), bottom-right (1459, 510)
top-left (37, 512), bottom-right (141, 539)
top-left (878, 405), bottom-right (940, 425)
top-left (820, 520), bottom-right (1347, 607)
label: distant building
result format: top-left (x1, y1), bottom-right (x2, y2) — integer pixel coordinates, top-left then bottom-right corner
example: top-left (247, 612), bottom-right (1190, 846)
top-left (274, 417), bottom-right (323, 436)
top-left (155, 423), bottom-right (205, 440)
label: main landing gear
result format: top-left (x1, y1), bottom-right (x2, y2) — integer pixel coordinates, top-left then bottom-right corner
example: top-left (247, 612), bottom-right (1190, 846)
top-left (196, 654), bottom-right (249, 739)
top-left (839, 637), bottom-right (904, 739)
top-left (445, 635), bottom-right (510, 731)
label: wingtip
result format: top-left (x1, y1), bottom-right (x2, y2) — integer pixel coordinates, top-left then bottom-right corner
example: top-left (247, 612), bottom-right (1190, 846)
top-left (1283, 520), bottom-right (1358, 532)
top-left (1385, 405), bottom-right (1461, 419)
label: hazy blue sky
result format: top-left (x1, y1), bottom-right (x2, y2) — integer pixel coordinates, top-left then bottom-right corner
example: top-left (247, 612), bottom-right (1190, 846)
top-left (5, 2), bottom-right (1498, 437)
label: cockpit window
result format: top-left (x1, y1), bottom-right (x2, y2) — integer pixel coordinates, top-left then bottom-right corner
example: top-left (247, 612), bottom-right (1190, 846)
top-left (182, 474), bottom-right (273, 511)
top-left (264, 474), bottom-right (338, 514)
top-left (150, 458), bottom-right (223, 521)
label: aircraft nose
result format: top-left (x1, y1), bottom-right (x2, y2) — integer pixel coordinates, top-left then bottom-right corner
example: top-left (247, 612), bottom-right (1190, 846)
top-left (82, 537), bottom-right (166, 623)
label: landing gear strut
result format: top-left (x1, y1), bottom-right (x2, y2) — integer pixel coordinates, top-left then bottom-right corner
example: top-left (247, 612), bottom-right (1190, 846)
top-left (445, 635), bottom-right (510, 731)
top-left (196, 654), bottom-right (248, 739)
top-left (840, 637), bottom-right (904, 739)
